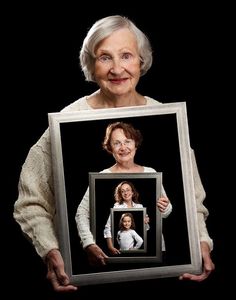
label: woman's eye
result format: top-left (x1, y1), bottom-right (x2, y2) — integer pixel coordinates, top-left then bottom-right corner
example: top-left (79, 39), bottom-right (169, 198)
top-left (98, 55), bottom-right (112, 62)
top-left (122, 53), bottom-right (132, 60)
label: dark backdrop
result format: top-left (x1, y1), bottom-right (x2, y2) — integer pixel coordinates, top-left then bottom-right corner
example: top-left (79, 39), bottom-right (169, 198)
top-left (3, 2), bottom-right (229, 299)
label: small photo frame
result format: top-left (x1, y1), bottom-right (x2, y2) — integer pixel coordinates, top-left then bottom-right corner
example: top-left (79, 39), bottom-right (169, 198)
top-left (89, 172), bottom-right (162, 264)
top-left (48, 102), bottom-right (202, 286)
top-left (112, 208), bottom-right (147, 254)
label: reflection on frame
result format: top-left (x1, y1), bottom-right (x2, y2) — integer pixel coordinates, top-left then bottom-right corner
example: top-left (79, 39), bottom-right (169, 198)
top-left (48, 103), bottom-right (202, 286)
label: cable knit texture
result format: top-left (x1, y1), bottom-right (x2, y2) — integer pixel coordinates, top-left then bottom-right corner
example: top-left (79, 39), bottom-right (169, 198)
top-left (14, 95), bottom-right (213, 259)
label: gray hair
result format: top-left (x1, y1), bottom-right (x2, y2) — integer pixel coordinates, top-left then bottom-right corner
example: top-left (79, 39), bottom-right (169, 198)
top-left (80, 15), bottom-right (153, 82)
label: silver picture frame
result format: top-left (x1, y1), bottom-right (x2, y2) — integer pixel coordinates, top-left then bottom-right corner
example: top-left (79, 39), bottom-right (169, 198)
top-left (89, 172), bottom-right (162, 263)
top-left (48, 102), bottom-right (202, 286)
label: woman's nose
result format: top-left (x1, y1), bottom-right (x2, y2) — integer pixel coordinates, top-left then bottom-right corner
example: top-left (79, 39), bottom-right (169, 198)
top-left (110, 58), bottom-right (124, 74)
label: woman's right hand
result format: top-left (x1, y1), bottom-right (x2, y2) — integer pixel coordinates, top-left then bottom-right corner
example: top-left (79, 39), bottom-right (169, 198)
top-left (108, 246), bottom-right (121, 255)
top-left (46, 249), bottom-right (78, 292)
top-left (85, 244), bottom-right (108, 266)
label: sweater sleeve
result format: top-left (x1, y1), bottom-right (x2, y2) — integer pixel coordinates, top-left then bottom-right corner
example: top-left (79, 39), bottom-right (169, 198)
top-left (103, 214), bottom-right (112, 239)
top-left (13, 129), bottom-right (59, 258)
top-left (160, 185), bottom-right (173, 218)
top-left (144, 167), bottom-right (173, 218)
top-left (191, 149), bottom-right (213, 251)
top-left (13, 97), bottom-right (91, 258)
top-left (75, 187), bottom-right (95, 248)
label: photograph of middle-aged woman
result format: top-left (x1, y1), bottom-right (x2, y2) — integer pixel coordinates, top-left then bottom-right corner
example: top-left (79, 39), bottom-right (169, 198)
top-left (14, 15), bottom-right (214, 292)
top-left (75, 121), bottom-right (172, 260)
top-left (103, 179), bottom-right (169, 256)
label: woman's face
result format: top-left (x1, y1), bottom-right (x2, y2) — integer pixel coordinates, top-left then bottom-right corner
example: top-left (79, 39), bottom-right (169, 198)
top-left (94, 28), bottom-right (141, 98)
top-left (120, 183), bottom-right (133, 202)
top-left (110, 128), bottom-right (137, 164)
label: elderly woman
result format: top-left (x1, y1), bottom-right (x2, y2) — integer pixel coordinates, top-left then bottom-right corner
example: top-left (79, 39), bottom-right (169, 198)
top-left (13, 15), bottom-right (214, 292)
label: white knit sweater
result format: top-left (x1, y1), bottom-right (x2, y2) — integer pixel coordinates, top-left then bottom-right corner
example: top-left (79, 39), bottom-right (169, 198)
top-left (13, 95), bottom-right (213, 258)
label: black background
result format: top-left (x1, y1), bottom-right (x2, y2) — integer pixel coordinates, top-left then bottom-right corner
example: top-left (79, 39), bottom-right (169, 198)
top-left (3, 2), bottom-right (230, 299)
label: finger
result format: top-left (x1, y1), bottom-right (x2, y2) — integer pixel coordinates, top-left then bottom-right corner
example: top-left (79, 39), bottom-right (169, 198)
top-left (101, 258), bottom-right (106, 265)
top-left (53, 266), bottom-right (70, 286)
top-left (48, 271), bottom-right (77, 292)
top-left (159, 198), bottom-right (168, 205)
top-left (179, 272), bottom-right (208, 282)
top-left (100, 251), bottom-right (109, 259)
top-left (157, 204), bottom-right (165, 211)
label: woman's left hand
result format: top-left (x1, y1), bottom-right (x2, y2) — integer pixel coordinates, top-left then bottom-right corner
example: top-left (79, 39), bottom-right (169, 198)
top-left (179, 241), bottom-right (215, 281)
top-left (157, 197), bottom-right (169, 213)
top-left (144, 214), bottom-right (150, 224)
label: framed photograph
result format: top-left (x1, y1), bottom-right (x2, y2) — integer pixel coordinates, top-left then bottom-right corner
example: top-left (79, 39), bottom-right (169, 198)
top-left (89, 172), bottom-right (162, 263)
top-left (48, 102), bottom-right (202, 286)
top-left (111, 207), bottom-right (147, 254)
